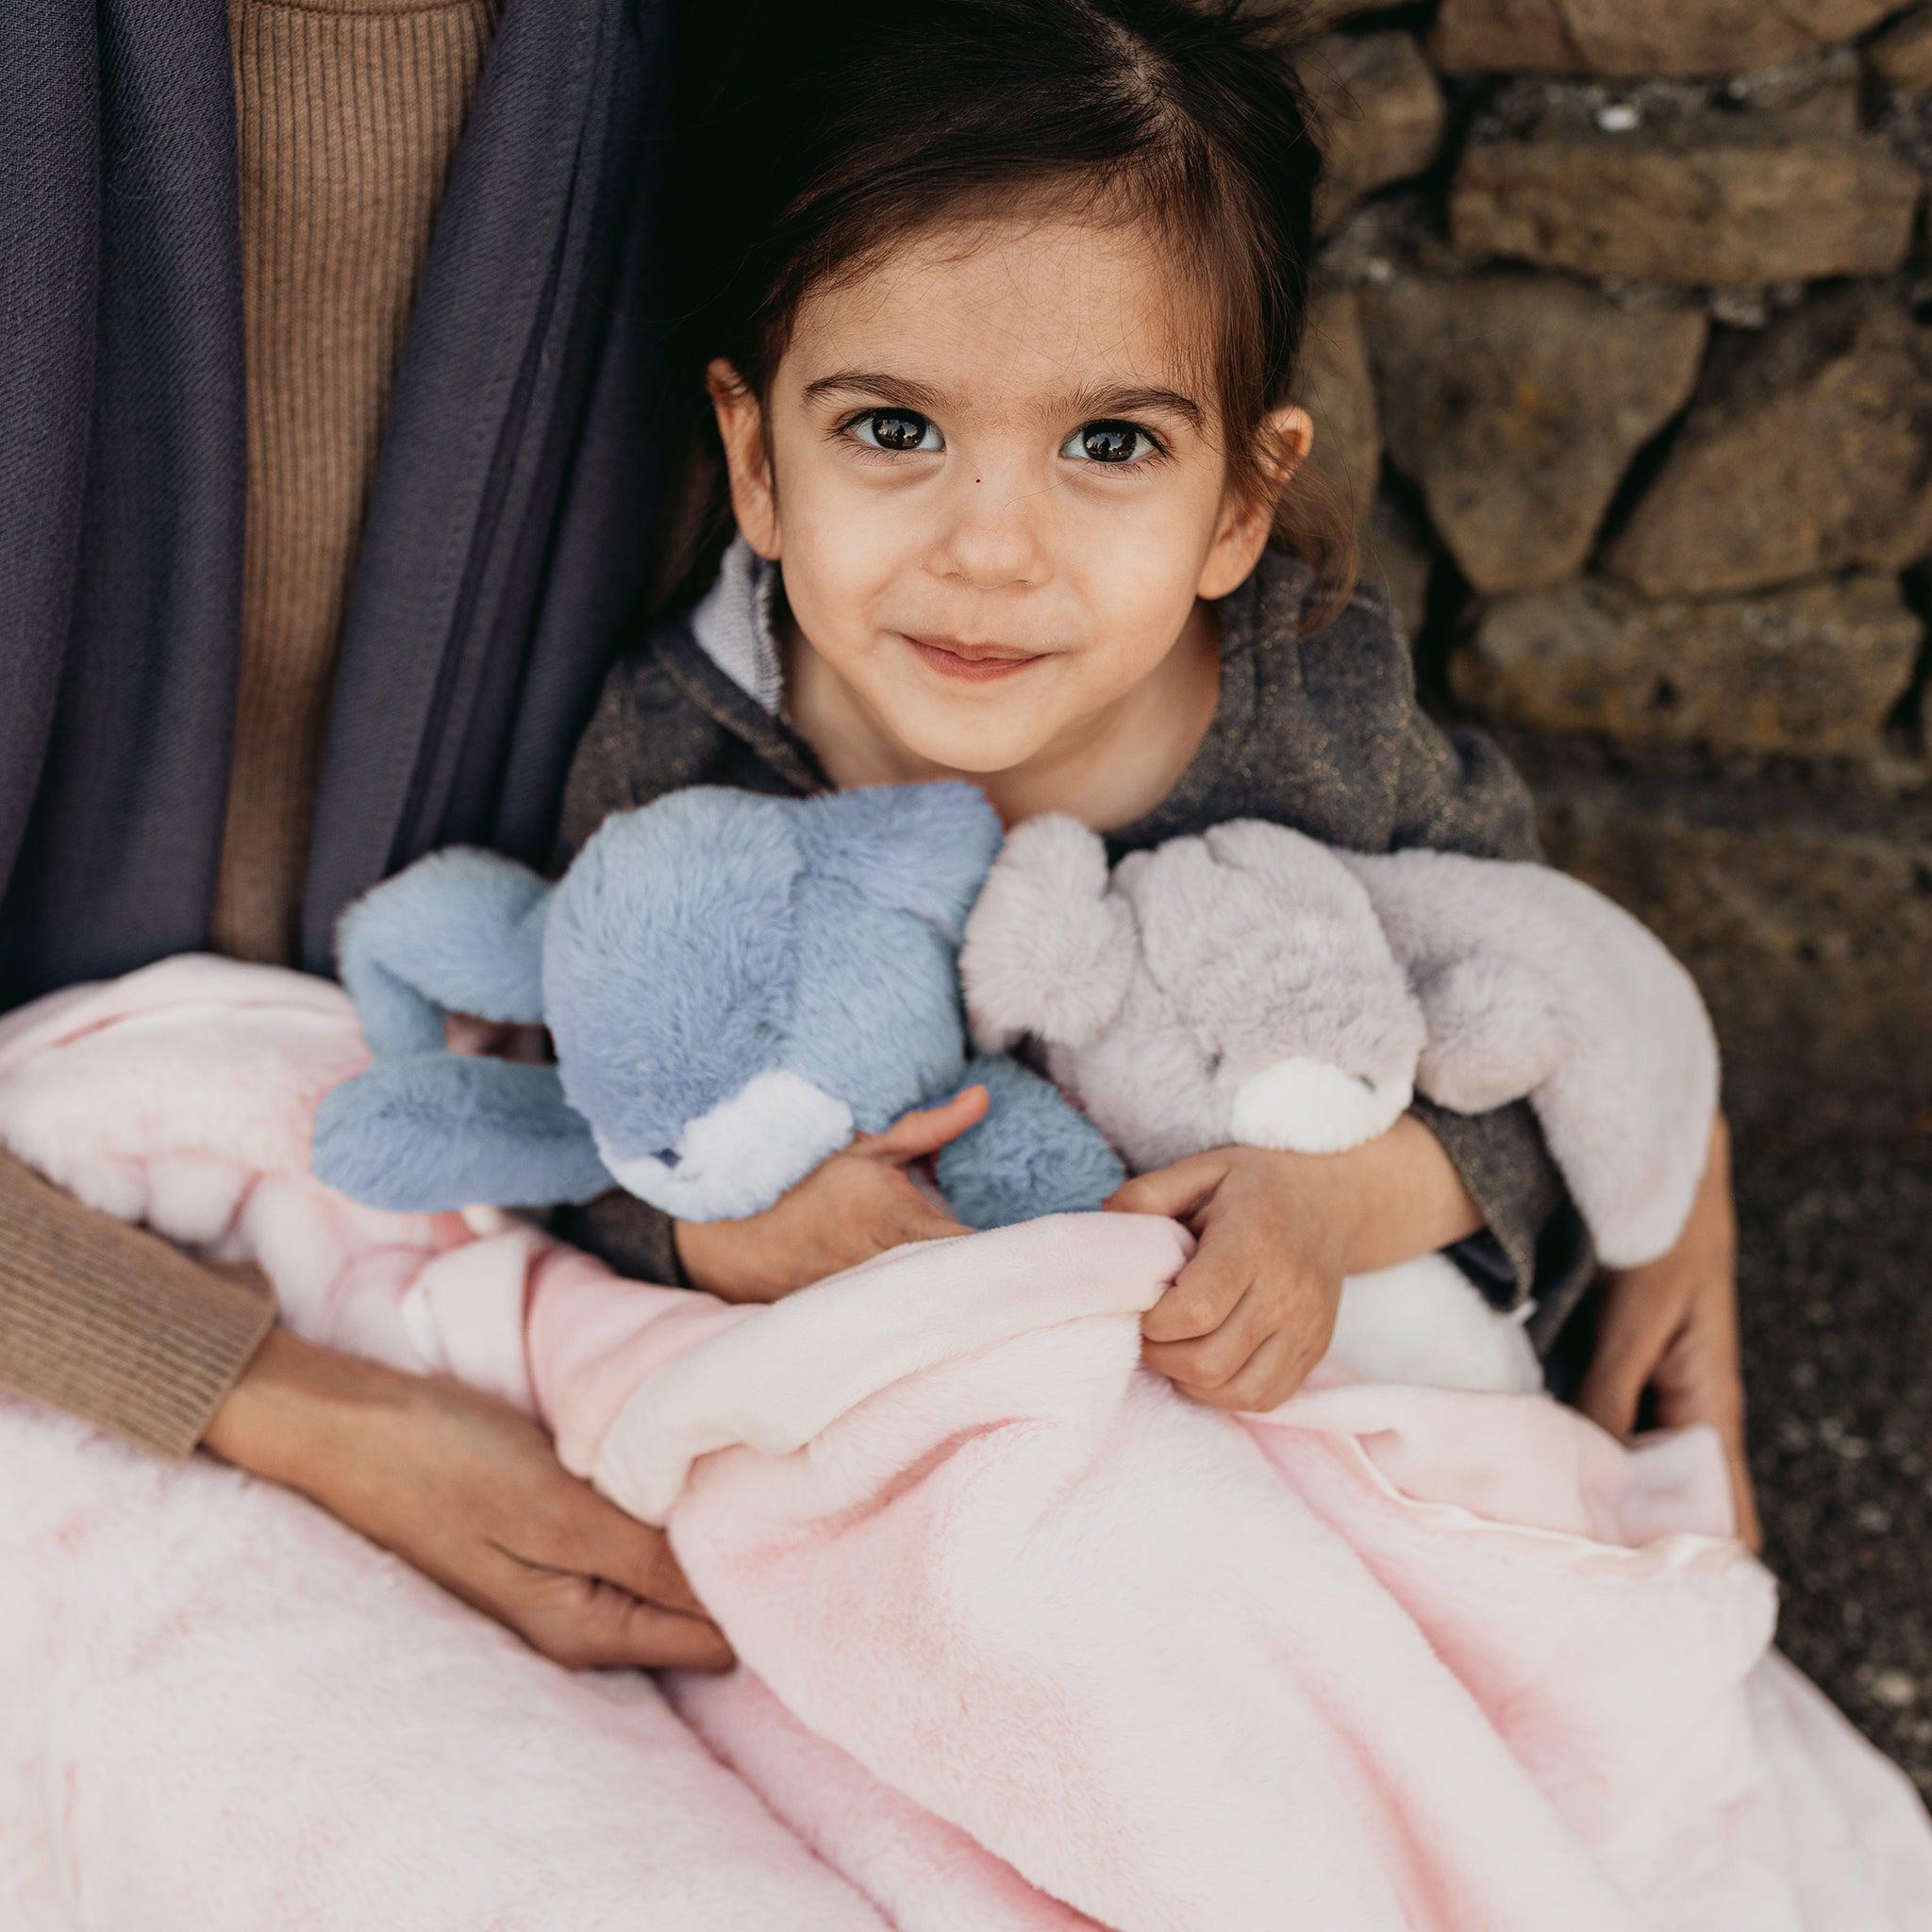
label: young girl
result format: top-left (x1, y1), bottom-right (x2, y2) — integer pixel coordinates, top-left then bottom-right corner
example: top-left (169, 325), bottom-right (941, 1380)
top-left (558, 0), bottom-right (1740, 1455)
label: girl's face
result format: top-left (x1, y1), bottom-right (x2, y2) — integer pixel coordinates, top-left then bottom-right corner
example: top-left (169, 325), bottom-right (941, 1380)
top-left (710, 213), bottom-right (1310, 777)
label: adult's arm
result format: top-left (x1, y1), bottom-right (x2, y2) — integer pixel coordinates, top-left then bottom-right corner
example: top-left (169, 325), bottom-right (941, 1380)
top-left (205, 1324), bottom-right (733, 1669)
top-left (0, 1149), bottom-right (274, 1457)
top-left (0, 1148), bottom-right (730, 1666)
top-left (1576, 1115), bottom-right (1759, 1549)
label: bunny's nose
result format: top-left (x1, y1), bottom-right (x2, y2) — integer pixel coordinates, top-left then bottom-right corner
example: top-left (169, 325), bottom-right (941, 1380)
top-left (652, 1147), bottom-right (681, 1171)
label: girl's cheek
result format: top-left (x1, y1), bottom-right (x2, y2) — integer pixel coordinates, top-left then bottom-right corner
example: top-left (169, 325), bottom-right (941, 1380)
top-left (782, 501), bottom-right (911, 666)
top-left (1070, 488), bottom-right (1217, 621)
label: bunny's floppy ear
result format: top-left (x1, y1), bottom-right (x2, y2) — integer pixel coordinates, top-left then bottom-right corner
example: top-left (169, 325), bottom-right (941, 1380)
top-left (959, 814), bottom-right (1137, 1052)
top-left (798, 782), bottom-right (1005, 943)
top-left (312, 847), bottom-right (611, 1212)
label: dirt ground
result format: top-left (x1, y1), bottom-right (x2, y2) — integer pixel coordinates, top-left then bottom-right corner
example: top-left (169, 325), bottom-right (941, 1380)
top-left (1731, 1113), bottom-right (1932, 1801)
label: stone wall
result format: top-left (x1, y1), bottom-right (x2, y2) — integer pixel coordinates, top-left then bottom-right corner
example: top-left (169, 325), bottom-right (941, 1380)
top-left (1288, 0), bottom-right (1932, 1123)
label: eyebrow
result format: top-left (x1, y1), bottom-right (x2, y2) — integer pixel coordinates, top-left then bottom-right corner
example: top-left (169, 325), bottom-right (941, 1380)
top-left (799, 369), bottom-right (1207, 434)
top-left (1068, 383), bottom-right (1208, 434)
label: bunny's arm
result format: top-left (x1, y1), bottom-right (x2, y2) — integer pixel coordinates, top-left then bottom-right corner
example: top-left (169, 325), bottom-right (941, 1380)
top-left (933, 1054), bottom-right (1125, 1231)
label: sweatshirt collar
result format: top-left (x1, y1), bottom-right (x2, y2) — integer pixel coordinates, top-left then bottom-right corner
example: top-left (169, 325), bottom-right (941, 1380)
top-left (689, 536), bottom-right (785, 716)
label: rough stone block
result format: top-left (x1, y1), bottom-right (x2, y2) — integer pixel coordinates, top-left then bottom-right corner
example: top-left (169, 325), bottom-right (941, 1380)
top-left (1361, 273), bottom-right (1707, 594)
top-left (1363, 492), bottom-right (1435, 645)
top-left (1297, 33), bottom-right (1446, 228)
top-left (1289, 0), bottom-right (1386, 26)
top-left (1451, 119), bottom-right (1923, 285)
top-left (1514, 746), bottom-right (1932, 1117)
top-left (1298, 284), bottom-right (1381, 522)
top-left (1606, 290), bottom-right (1932, 598)
top-left (1431, 0), bottom-right (1908, 80)
top-left (1457, 575), bottom-right (1924, 756)
top-left (1868, 6), bottom-right (1932, 90)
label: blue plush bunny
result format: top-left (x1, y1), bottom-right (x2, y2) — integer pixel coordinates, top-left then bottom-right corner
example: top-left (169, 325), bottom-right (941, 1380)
top-left (311, 782), bottom-right (1124, 1231)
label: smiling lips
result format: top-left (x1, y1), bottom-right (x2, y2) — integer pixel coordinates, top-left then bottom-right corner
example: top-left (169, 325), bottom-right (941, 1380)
top-left (901, 632), bottom-right (1047, 683)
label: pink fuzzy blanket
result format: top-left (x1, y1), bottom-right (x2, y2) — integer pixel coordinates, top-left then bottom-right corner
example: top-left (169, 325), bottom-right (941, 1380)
top-left (2, 957), bottom-right (1926, 1932)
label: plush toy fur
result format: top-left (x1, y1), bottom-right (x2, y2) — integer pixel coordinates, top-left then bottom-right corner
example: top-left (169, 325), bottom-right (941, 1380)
top-left (963, 818), bottom-right (1427, 1171)
top-left (1327, 845), bottom-right (1721, 1269)
top-left (961, 814), bottom-right (1720, 1272)
top-left (318, 776), bottom-right (1713, 1395)
top-left (313, 784), bottom-right (1124, 1228)
top-left (961, 815), bottom-right (1721, 1392)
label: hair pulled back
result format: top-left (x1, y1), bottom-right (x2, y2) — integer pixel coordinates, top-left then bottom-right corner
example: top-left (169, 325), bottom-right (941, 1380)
top-left (658, 0), bottom-right (1351, 619)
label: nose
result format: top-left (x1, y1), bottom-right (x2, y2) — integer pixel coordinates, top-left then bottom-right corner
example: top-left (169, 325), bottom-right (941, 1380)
top-left (928, 468), bottom-right (1050, 591)
top-left (651, 1147), bottom-right (681, 1171)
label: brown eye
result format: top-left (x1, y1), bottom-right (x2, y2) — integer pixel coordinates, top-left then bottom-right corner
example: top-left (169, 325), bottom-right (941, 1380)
top-left (855, 408), bottom-right (940, 453)
top-left (1064, 419), bottom-right (1154, 464)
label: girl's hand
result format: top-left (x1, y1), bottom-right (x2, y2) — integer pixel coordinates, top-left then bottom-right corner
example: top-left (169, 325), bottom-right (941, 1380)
top-left (1108, 1145), bottom-right (1350, 1411)
top-left (1108, 1115), bottom-right (1485, 1413)
top-left (672, 1087), bottom-right (988, 1303)
top-left (1576, 1115), bottom-right (1761, 1552)
top-left (207, 1328), bottom-right (734, 1671)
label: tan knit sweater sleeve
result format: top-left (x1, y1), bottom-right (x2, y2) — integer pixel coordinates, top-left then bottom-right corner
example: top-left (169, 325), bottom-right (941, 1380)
top-left (0, 0), bottom-right (499, 1460)
top-left (0, 1151), bottom-right (275, 1459)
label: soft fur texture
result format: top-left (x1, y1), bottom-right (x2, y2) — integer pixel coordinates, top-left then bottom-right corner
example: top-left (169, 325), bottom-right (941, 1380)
top-left (965, 816), bottom-right (1426, 1170)
top-left (2, 961), bottom-right (1926, 1932)
top-left (0, 1402), bottom-right (889, 1932)
top-left (314, 783), bottom-right (1124, 1227)
top-left (1332, 846), bottom-right (1722, 1269)
top-left (962, 814), bottom-right (1720, 1268)
top-left (960, 816), bottom-right (1533, 1391)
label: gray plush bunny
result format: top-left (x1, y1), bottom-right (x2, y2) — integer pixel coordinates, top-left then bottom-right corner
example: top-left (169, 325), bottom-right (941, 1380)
top-left (960, 814), bottom-right (1720, 1391)
top-left (961, 813), bottom-right (1720, 1271)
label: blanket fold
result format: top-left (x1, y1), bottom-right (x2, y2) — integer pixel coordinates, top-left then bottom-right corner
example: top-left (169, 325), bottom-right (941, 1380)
top-left (1, 958), bottom-right (1925, 1932)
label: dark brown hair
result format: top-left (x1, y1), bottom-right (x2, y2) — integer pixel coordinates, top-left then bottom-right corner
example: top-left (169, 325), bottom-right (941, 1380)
top-left (657, 0), bottom-right (1353, 619)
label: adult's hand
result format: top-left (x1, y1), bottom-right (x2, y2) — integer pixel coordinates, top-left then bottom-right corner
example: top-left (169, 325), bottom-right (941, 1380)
top-left (206, 1327), bottom-right (733, 1671)
top-left (1575, 1115), bottom-right (1762, 1552)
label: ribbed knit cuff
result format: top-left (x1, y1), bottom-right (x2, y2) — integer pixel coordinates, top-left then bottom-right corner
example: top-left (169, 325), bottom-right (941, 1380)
top-left (0, 1151), bottom-right (275, 1461)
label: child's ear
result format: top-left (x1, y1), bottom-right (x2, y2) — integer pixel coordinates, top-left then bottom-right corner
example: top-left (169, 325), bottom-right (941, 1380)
top-left (1197, 404), bottom-right (1313, 600)
top-left (708, 357), bottom-right (780, 559)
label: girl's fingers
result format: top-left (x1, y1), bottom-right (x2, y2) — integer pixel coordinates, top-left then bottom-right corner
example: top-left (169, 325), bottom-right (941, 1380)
top-left (1144, 1277), bottom-right (1270, 1379)
top-left (870, 1159), bottom-right (974, 1243)
top-left (1108, 1151), bottom-right (1226, 1224)
top-left (862, 1085), bottom-right (991, 1162)
top-left (1212, 1327), bottom-right (1310, 1414)
top-left (1151, 1323), bottom-right (1318, 1416)
top-left (1141, 1247), bottom-right (1247, 1344)
top-left (898, 1199), bottom-right (975, 1244)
